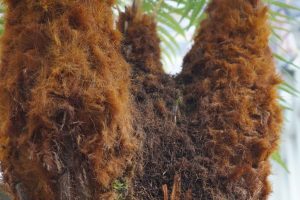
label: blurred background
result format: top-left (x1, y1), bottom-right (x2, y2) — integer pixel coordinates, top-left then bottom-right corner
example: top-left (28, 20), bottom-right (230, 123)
top-left (268, 1), bottom-right (300, 199)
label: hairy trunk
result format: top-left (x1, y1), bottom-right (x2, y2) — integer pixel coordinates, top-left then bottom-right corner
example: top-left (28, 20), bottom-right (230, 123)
top-left (118, 5), bottom-right (191, 200)
top-left (177, 0), bottom-right (282, 199)
top-left (120, 0), bottom-right (282, 199)
top-left (0, 0), bottom-right (282, 199)
top-left (0, 0), bottom-right (138, 199)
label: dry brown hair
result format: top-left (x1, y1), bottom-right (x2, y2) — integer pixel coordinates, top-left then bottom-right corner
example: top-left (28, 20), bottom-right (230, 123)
top-left (0, 0), bottom-right (282, 199)
top-left (120, 0), bottom-right (282, 199)
top-left (118, 5), bottom-right (191, 199)
top-left (0, 0), bottom-right (138, 199)
top-left (177, 0), bottom-right (282, 199)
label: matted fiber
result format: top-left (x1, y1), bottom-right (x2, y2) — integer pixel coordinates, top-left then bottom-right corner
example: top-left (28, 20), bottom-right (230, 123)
top-left (120, 0), bottom-right (282, 199)
top-left (0, 0), bottom-right (138, 199)
top-left (0, 0), bottom-right (282, 199)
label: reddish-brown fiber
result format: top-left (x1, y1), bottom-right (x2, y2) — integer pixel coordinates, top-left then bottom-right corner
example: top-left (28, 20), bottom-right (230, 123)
top-left (0, 0), bottom-right (138, 199)
top-left (0, 0), bottom-right (282, 199)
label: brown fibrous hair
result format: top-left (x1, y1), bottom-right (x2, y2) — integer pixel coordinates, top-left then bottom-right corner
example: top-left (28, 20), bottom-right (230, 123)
top-left (0, 0), bottom-right (138, 199)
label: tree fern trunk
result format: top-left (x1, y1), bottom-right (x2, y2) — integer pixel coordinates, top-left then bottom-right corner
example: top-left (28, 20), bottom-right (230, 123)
top-left (120, 0), bottom-right (282, 199)
top-left (0, 0), bottom-right (282, 199)
top-left (118, 5), bottom-right (190, 200)
top-left (0, 0), bottom-right (138, 199)
top-left (177, 0), bottom-right (282, 199)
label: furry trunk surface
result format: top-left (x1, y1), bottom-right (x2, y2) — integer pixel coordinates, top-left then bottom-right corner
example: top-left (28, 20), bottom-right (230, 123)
top-left (118, 5), bottom-right (190, 199)
top-left (0, 0), bottom-right (138, 199)
top-left (0, 0), bottom-right (282, 199)
top-left (120, 0), bottom-right (282, 199)
top-left (177, 0), bottom-right (282, 199)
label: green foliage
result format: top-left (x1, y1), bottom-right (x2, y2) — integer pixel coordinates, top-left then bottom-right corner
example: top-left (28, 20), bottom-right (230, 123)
top-left (142, 0), bottom-right (189, 64)
top-left (272, 151), bottom-right (289, 172)
top-left (141, 0), bottom-right (207, 64)
top-left (112, 179), bottom-right (128, 200)
top-left (0, 3), bottom-right (4, 35)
